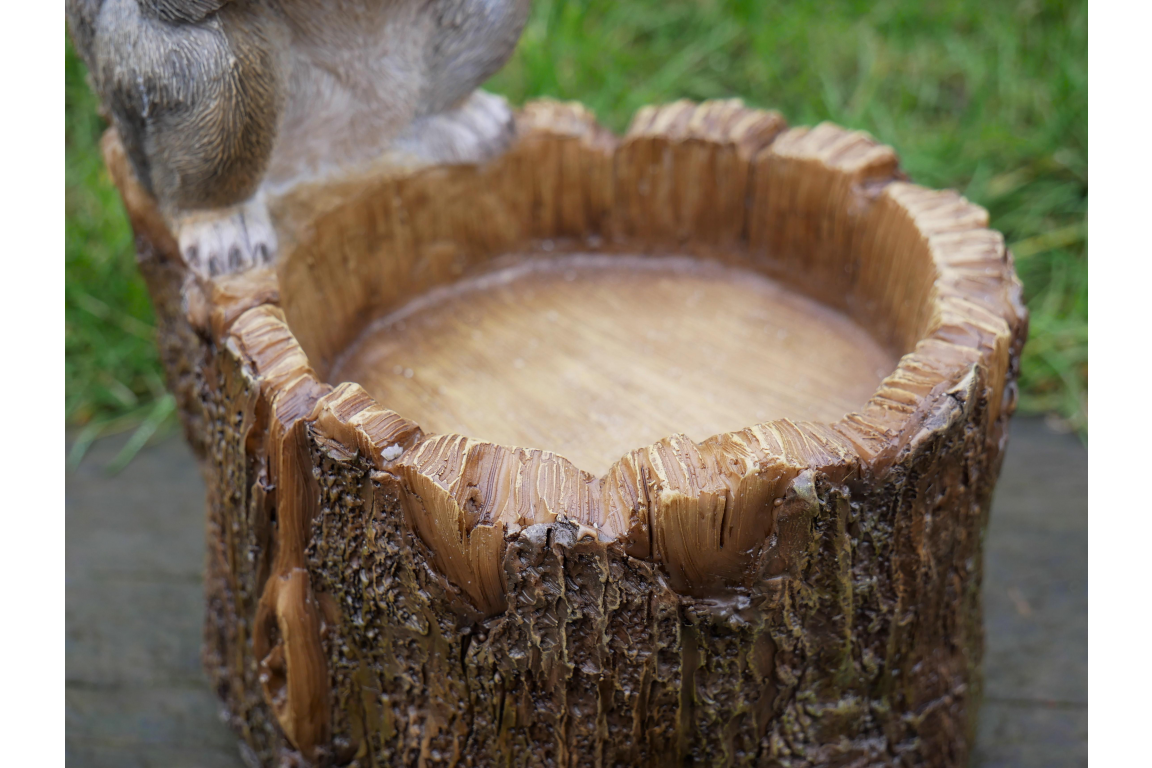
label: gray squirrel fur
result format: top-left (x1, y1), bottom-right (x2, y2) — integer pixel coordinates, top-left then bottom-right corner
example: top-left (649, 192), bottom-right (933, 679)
top-left (66, 0), bottom-right (531, 276)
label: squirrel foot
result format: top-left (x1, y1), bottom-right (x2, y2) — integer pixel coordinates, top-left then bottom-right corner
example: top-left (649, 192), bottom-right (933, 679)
top-left (394, 90), bottom-right (516, 165)
top-left (176, 197), bottom-right (277, 279)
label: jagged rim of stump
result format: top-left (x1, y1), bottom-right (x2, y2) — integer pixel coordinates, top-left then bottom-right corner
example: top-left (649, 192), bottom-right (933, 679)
top-left (103, 98), bottom-right (1026, 613)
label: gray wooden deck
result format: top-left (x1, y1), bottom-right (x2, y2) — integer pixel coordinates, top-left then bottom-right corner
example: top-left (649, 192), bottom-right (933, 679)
top-left (65, 417), bottom-right (1087, 767)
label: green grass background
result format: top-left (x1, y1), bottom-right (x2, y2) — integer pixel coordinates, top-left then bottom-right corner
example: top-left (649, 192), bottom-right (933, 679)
top-left (66, 0), bottom-right (1087, 461)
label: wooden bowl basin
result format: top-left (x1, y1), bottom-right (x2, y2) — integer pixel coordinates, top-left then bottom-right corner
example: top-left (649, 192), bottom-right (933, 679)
top-left (106, 99), bottom-right (1026, 767)
top-left (328, 252), bottom-right (897, 477)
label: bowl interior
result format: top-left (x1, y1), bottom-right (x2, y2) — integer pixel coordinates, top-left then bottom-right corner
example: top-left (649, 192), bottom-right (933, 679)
top-left (275, 105), bottom-right (940, 477)
top-left (327, 251), bottom-right (896, 475)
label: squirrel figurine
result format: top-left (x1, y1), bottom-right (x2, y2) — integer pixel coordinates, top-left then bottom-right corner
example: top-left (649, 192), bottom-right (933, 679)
top-left (66, 0), bottom-right (531, 277)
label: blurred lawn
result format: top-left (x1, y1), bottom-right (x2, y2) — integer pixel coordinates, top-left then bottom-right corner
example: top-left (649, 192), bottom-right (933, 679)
top-left (66, 0), bottom-right (1087, 458)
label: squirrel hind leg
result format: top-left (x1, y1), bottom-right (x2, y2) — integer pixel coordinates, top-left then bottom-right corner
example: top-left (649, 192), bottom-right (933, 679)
top-left (393, 90), bottom-right (515, 166)
top-left (176, 196), bottom-right (277, 279)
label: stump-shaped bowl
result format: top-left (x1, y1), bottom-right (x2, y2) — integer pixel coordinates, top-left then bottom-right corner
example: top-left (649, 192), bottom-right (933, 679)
top-left (106, 99), bottom-right (1025, 767)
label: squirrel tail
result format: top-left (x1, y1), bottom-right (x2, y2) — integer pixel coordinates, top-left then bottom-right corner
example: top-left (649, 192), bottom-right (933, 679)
top-left (65, 0), bottom-right (102, 66)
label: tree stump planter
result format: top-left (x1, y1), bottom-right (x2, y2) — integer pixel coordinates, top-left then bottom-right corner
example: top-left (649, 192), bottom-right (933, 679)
top-left (103, 100), bottom-right (1026, 767)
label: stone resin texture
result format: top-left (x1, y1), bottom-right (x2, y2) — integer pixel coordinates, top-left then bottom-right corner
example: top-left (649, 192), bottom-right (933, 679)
top-left (103, 99), bottom-right (1027, 767)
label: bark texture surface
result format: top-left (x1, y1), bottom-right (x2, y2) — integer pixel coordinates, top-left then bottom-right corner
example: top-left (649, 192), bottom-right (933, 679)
top-left (103, 99), bottom-right (1027, 767)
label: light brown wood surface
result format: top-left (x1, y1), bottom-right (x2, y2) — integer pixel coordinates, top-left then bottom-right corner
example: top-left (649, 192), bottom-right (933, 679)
top-left (331, 253), bottom-right (896, 475)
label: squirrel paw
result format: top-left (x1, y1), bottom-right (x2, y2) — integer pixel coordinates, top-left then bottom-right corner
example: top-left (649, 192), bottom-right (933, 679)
top-left (396, 90), bottom-right (515, 165)
top-left (176, 199), bottom-right (277, 279)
